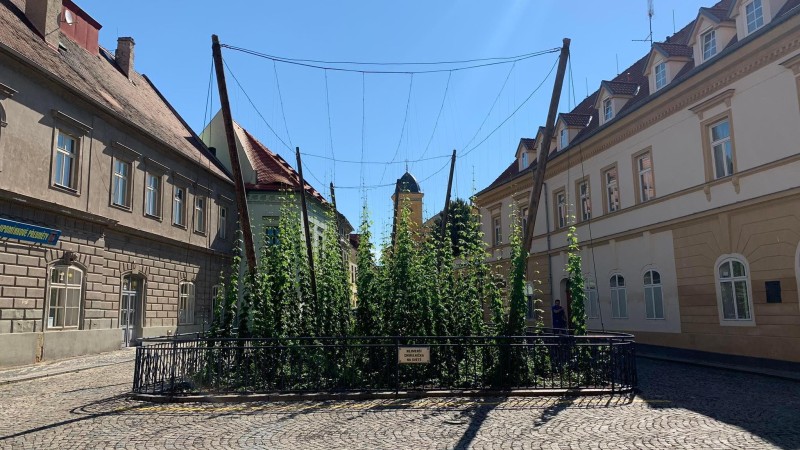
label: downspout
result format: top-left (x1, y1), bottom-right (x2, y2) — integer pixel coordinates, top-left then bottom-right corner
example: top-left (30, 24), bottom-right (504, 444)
top-left (543, 182), bottom-right (554, 305)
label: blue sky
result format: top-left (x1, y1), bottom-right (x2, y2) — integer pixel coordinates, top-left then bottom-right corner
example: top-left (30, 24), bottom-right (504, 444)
top-left (80, 0), bottom-right (711, 242)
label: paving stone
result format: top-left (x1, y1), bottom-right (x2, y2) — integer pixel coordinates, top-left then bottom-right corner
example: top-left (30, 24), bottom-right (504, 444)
top-left (0, 355), bottom-right (798, 449)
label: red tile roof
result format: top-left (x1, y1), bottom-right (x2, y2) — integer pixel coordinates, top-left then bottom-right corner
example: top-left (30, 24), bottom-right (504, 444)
top-left (0, 0), bottom-right (230, 181)
top-left (234, 124), bottom-right (327, 204)
top-left (653, 42), bottom-right (694, 58)
top-left (601, 80), bottom-right (640, 96)
top-left (559, 113), bottom-right (592, 127)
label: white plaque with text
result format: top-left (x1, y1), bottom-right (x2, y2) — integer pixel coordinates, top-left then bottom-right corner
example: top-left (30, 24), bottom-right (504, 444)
top-left (398, 346), bottom-right (430, 364)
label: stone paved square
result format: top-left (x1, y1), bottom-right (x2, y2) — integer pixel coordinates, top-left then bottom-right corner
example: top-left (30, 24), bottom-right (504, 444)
top-left (0, 353), bottom-right (798, 449)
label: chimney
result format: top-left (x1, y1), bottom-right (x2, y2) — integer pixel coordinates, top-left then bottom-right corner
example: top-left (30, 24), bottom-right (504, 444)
top-left (115, 37), bottom-right (135, 78)
top-left (26, 0), bottom-right (62, 49)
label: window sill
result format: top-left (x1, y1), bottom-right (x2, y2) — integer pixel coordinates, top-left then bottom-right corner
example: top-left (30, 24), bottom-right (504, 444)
top-left (144, 213), bottom-right (162, 222)
top-left (645, 317), bottom-right (666, 320)
top-left (51, 184), bottom-right (80, 197)
top-left (110, 203), bottom-right (132, 213)
top-left (172, 223), bottom-right (187, 230)
top-left (193, 230), bottom-right (207, 236)
top-left (45, 326), bottom-right (80, 331)
top-left (718, 318), bottom-right (756, 327)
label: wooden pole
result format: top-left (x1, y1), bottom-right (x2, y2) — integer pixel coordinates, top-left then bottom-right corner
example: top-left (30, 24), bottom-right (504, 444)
top-left (439, 149), bottom-right (457, 240)
top-left (523, 38), bottom-right (571, 253)
top-left (211, 34), bottom-right (257, 274)
top-left (296, 147), bottom-right (318, 301)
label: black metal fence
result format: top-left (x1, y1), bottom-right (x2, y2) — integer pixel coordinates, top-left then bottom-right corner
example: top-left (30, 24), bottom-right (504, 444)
top-left (132, 330), bottom-right (636, 396)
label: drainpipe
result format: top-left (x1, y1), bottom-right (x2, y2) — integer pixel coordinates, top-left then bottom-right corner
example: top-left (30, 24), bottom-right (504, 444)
top-left (543, 182), bottom-right (554, 303)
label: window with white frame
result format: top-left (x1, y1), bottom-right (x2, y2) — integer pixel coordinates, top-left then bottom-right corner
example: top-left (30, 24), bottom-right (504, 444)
top-left (644, 270), bottom-right (664, 319)
top-left (710, 119), bottom-right (734, 179)
top-left (178, 281), bottom-right (195, 325)
top-left (211, 284), bottom-right (221, 319)
top-left (655, 62), bottom-right (667, 90)
top-left (47, 265), bottom-right (82, 329)
top-left (194, 195), bottom-right (207, 234)
top-left (493, 216), bottom-right (502, 246)
top-left (585, 279), bottom-right (599, 319)
top-left (718, 258), bottom-right (752, 321)
top-left (603, 98), bottom-right (613, 121)
top-left (521, 152), bottom-right (528, 168)
top-left (560, 128), bottom-right (569, 149)
top-left (746, 0), bottom-right (764, 34)
top-left (636, 152), bottom-right (655, 203)
top-left (111, 159), bottom-right (132, 208)
top-left (556, 191), bottom-right (567, 229)
top-left (578, 180), bottom-right (591, 222)
top-left (173, 186), bottom-right (186, 227)
top-left (610, 274), bottom-right (627, 319)
top-left (218, 205), bottom-right (227, 239)
top-left (144, 172), bottom-right (161, 218)
top-left (604, 166), bottom-right (620, 213)
top-left (702, 29), bottom-right (717, 61)
top-left (54, 131), bottom-right (78, 190)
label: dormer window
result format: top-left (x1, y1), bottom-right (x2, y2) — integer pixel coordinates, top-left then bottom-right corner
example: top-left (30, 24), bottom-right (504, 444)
top-left (745, 0), bottom-right (764, 34)
top-left (521, 152), bottom-right (528, 168)
top-left (559, 128), bottom-right (568, 149)
top-left (603, 98), bottom-right (613, 121)
top-left (655, 62), bottom-right (667, 90)
top-left (702, 29), bottom-right (717, 61)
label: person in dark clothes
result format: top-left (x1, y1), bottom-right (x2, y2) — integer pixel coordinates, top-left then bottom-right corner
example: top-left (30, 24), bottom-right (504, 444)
top-left (552, 299), bottom-right (567, 331)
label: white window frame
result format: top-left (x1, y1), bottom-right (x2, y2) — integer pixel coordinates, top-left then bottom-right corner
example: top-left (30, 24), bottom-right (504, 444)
top-left (521, 152), bottom-right (528, 168)
top-left (745, 0), bottom-right (764, 34)
top-left (493, 215), bottom-right (502, 246)
top-left (702, 29), bottom-right (717, 61)
top-left (218, 205), bottom-right (227, 240)
top-left (194, 195), bottom-right (207, 234)
top-left (111, 158), bottom-right (133, 209)
top-left (610, 274), bottom-right (627, 319)
top-left (560, 128), bottom-right (569, 149)
top-left (578, 180), bottom-right (591, 222)
top-left (710, 119), bottom-right (734, 179)
top-left (47, 265), bottom-right (83, 329)
top-left (644, 269), bottom-right (665, 319)
top-left (173, 185), bottom-right (186, 227)
top-left (144, 172), bottom-right (162, 218)
top-left (603, 98), bottom-right (613, 122)
top-left (211, 283), bottom-right (222, 319)
top-left (585, 278), bottom-right (599, 319)
top-left (636, 152), bottom-right (655, 203)
top-left (714, 254), bottom-right (755, 326)
top-left (53, 130), bottom-right (79, 190)
top-left (655, 62), bottom-right (667, 90)
top-left (178, 281), bottom-right (195, 325)
top-left (604, 166), bottom-right (620, 213)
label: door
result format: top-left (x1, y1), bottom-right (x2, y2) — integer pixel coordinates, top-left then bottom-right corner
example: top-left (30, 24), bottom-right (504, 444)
top-left (121, 275), bottom-right (143, 347)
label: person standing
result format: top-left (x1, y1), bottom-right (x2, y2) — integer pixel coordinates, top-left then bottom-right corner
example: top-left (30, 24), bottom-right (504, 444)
top-left (551, 299), bottom-right (567, 331)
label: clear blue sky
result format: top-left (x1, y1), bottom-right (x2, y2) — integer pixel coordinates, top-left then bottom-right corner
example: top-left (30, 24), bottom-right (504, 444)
top-left (80, 0), bottom-right (711, 242)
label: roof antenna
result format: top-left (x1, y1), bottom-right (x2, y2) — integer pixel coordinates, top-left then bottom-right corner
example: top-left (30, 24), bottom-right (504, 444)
top-left (585, 77), bottom-right (589, 98)
top-left (633, 0), bottom-right (655, 46)
top-left (616, 54), bottom-right (620, 75)
top-left (672, 9), bottom-right (676, 34)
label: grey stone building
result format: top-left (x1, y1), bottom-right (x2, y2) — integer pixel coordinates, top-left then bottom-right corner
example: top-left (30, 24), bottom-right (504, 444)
top-left (0, 0), bottom-right (236, 367)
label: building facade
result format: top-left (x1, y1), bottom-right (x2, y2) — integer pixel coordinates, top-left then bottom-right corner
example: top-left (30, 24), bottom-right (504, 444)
top-left (475, 0), bottom-right (800, 363)
top-left (0, 0), bottom-right (236, 367)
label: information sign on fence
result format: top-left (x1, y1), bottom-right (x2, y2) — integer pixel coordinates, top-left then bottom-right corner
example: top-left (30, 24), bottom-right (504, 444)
top-left (398, 346), bottom-right (430, 364)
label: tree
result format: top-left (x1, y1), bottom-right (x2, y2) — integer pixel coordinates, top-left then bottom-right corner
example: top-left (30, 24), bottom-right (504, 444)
top-left (566, 226), bottom-right (587, 334)
top-left (316, 207), bottom-right (352, 337)
top-left (505, 209), bottom-right (527, 337)
top-left (354, 205), bottom-right (382, 337)
top-left (431, 197), bottom-right (471, 257)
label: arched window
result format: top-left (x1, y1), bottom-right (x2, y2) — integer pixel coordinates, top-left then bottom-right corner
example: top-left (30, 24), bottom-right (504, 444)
top-left (717, 257), bottom-right (752, 321)
top-left (644, 270), bottom-right (664, 319)
top-left (610, 274), bottom-right (627, 319)
top-left (584, 277), bottom-right (599, 319)
top-left (47, 265), bottom-right (83, 329)
top-left (178, 281), bottom-right (195, 325)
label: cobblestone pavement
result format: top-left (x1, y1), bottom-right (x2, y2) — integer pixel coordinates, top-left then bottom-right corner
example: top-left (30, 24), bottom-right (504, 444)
top-left (0, 349), bottom-right (135, 384)
top-left (0, 354), bottom-right (799, 449)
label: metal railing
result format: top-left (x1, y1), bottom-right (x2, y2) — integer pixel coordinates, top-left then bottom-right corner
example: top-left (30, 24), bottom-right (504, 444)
top-left (132, 330), bottom-right (636, 396)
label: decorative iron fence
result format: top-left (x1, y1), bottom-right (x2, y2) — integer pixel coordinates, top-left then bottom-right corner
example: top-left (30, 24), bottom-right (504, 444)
top-left (132, 330), bottom-right (636, 396)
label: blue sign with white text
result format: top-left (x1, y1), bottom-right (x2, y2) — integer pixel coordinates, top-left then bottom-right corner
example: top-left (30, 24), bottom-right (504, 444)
top-left (0, 218), bottom-right (61, 245)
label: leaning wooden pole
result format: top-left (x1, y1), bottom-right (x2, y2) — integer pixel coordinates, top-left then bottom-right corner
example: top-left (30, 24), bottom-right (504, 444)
top-left (212, 34), bottom-right (257, 274)
top-left (523, 38), bottom-right (571, 252)
top-left (439, 149), bottom-right (457, 240)
top-left (296, 147), bottom-right (318, 302)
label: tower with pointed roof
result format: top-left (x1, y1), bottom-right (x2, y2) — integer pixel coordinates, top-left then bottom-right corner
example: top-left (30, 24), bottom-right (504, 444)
top-left (391, 171), bottom-right (424, 236)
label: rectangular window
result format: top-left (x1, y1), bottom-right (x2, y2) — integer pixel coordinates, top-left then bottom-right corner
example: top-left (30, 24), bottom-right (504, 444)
top-left (610, 275), bottom-right (628, 319)
top-left (746, 0), bottom-right (764, 34)
top-left (635, 151), bottom-right (655, 203)
top-left (585, 282), bottom-right (599, 319)
top-left (578, 180), bottom-right (591, 222)
top-left (603, 98), bottom-right (613, 121)
top-left (560, 128), bottom-right (569, 149)
top-left (555, 191), bottom-right (567, 229)
top-left (603, 166), bottom-right (620, 213)
top-left (173, 186), bottom-right (186, 227)
top-left (178, 282), bottom-right (195, 325)
top-left (521, 152), bottom-right (528, 168)
top-left (194, 196), bottom-right (206, 234)
top-left (710, 120), bottom-right (734, 179)
top-left (702, 29), bottom-right (717, 61)
top-left (655, 62), bottom-right (667, 90)
top-left (521, 207), bottom-right (529, 234)
top-left (644, 270), bottom-right (664, 320)
top-left (493, 216), bottom-right (502, 246)
top-left (48, 266), bottom-right (82, 329)
top-left (218, 206), bottom-right (227, 239)
top-left (144, 173), bottom-right (161, 218)
top-left (111, 159), bottom-right (132, 208)
top-left (54, 131), bottom-right (78, 190)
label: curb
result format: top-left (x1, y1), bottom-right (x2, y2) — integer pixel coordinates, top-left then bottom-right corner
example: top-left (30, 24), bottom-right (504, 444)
top-left (637, 353), bottom-right (800, 383)
top-left (130, 387), bottom-right (635, 403)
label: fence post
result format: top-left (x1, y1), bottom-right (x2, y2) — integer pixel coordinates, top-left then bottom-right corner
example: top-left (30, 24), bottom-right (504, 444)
top-left (609, 338), bottom-right (615, 394)
top-left (132, 346), bottom-right (141, 393)
top-left (394, 337), bottom-right (400, 395)
top-left (169, 338), bottom-right (177, 393)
